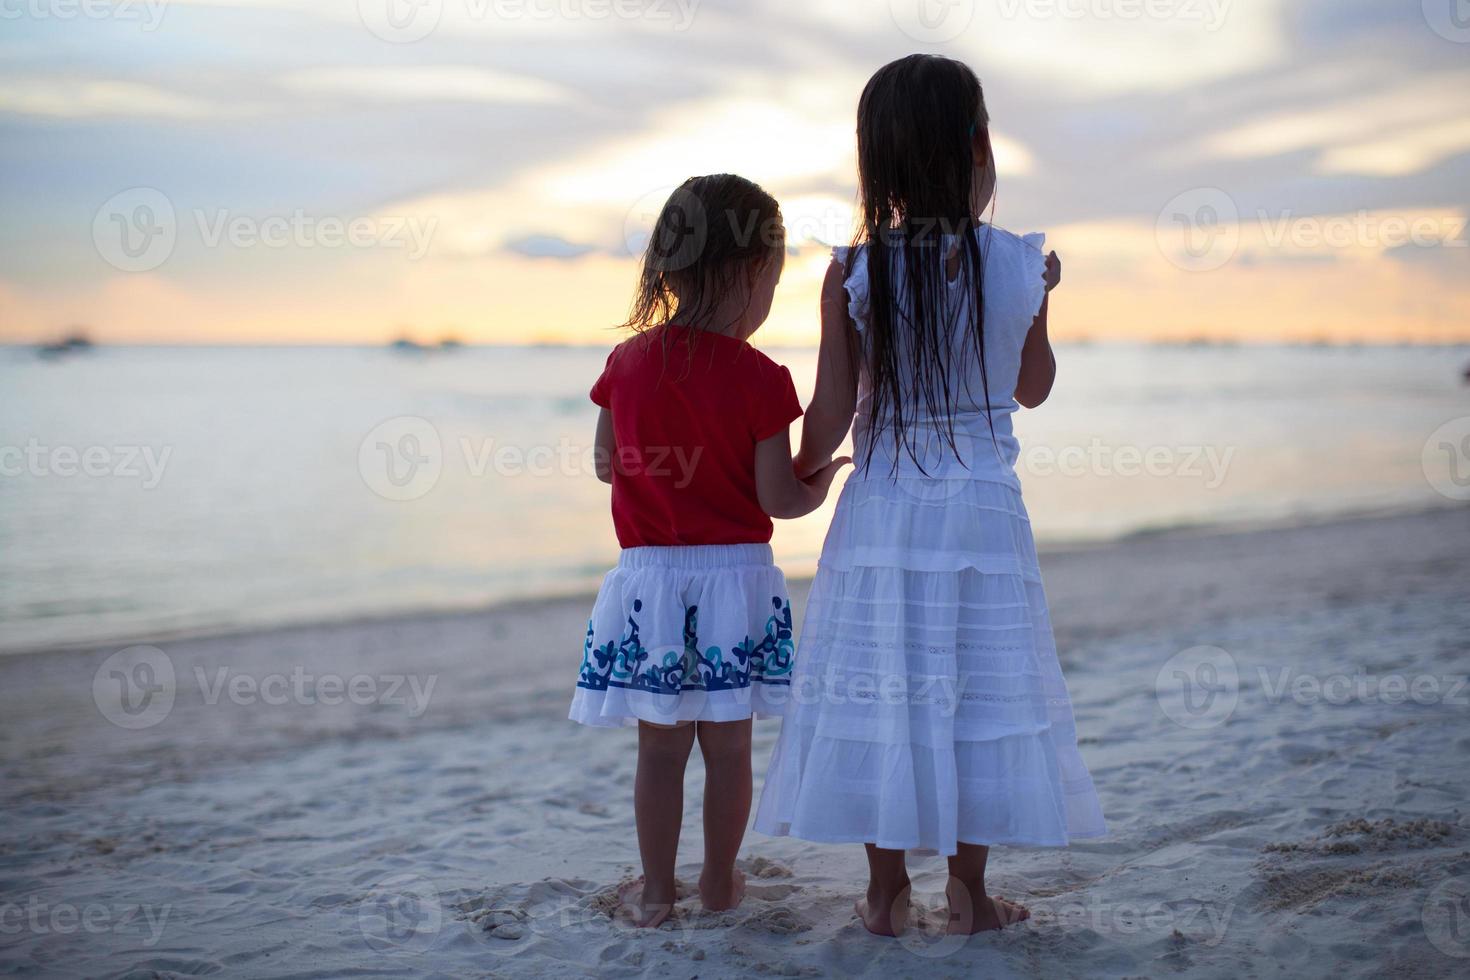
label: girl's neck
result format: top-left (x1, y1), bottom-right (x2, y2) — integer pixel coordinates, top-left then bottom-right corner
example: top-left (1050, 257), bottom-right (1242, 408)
top-left (675, 295), bottom-right (758, 342)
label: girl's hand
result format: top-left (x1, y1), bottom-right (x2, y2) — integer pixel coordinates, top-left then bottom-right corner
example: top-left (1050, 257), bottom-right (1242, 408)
top-left (1043, 250), bottom-right (1061, 293)
top-left (801, 456), bottom-right (852, 496)
top-left (757, 436), bottom-right (847, 520)
top-left (792, 450), bottom-right (829, 481)
top-left (805, 458), bottom-right (852, 505)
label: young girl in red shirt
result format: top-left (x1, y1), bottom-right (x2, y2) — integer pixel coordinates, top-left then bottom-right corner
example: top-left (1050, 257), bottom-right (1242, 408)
top-left (569, 174), bottom-right (848, 928)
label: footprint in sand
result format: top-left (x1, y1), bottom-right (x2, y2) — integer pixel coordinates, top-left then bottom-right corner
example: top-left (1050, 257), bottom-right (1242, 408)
top-left (745, 855), bottom-right (794, 878)
top-left (737, 856), bottom-right (799, 901)
top-left (582, 866), bottom-right (809, 936)
top-left (1264, 815), bottom-right (1457, 856)
top-left (736, 903), bottom-right (811, 935)
top-left (542, 796), bottom-right (612, 818)
top-left (1257, 863), bottom-right (1423, 911)
top-left (589, 876), bottom-right (695, 927)
top-left (457, 876), bottom-right (601, 948)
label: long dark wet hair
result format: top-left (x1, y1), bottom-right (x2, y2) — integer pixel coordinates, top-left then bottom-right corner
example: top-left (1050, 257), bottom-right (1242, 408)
top-left (854, 54), bottom-right (996, 472)
top-left (623, 174), bottom-right (785, 340)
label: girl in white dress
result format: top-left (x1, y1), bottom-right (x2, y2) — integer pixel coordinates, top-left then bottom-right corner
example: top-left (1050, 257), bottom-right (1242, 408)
top-left (753, 54), bottom-right (1106, 936)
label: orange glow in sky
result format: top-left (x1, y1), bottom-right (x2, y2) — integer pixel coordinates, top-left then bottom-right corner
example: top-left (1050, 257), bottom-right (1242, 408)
top-left (2, 0), bottom-right (1467, 346)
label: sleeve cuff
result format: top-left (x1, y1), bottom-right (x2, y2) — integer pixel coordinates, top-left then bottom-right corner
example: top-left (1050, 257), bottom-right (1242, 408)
top-left (1020, 232), bottom-right (1048, 323)
top-left (752, 404), bottom-right (802, 444)
top-left (752, 366), bottom-right (804, 442)
top-left (832, 246), bottom-right (869, 332)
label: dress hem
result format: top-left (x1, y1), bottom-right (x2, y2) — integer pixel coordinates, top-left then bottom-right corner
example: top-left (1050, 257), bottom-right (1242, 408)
top-left (750, 821), bottom-right (1104, 856)
top-left (569, 687), bottom-right (789, 728)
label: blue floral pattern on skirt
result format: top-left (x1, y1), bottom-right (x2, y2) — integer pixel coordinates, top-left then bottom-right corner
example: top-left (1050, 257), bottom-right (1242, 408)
top-left (577, 596), bottom-right (794, 695)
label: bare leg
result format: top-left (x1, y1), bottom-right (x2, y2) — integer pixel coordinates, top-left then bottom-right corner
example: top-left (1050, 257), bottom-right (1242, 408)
top-left (630, 721), bottom-right (696, 927)
top-left (946, 842), bottom-right (1030, 934)
top-left (695, 718), bottom-right (751, 911)
top-left (855, 844), bottom-right (911, 936)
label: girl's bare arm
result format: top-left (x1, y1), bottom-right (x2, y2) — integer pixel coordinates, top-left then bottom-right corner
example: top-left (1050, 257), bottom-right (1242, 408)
top-left (794, 258), bottom-right (861, 479)
top-left (755, 428), bottom-right (849, 520)
top-left (594, 407), bottom-right (615, 484)
top-left (1015, 295), bottom-right (1055, 409)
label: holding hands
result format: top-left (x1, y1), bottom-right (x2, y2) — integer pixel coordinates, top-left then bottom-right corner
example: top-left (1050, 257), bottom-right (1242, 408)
top-left (795, 453), bottom-right (852, 488)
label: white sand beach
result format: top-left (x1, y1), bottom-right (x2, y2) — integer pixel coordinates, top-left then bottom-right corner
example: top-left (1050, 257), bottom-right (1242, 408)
top-left (2, 506), bottom-right (1468, 978)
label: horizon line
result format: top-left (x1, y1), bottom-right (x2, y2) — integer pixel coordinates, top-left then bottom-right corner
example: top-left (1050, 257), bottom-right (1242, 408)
top-left (5, 338), bottom-right (1470, 350)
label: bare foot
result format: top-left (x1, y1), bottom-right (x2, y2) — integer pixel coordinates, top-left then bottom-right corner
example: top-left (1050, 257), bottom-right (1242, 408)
top-left (699, 867), bottom-right (746, 912)
top-left (616, 877), bottom-right (676, 929)
top-left (946, 890), bottom-right (1031, 935)
top-left (854, 880), bottom-right (911, 937)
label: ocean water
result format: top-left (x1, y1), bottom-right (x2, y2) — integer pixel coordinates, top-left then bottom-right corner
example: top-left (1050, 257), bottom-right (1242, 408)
top-left (1, 343), bottom-right (1466, 654)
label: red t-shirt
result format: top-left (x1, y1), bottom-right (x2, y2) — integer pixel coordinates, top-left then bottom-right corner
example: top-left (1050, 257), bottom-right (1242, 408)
top-left (591, 325), bottom-right (803, 548)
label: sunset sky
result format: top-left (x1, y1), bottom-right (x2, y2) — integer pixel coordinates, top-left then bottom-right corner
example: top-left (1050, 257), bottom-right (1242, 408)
top-left (2, 0), bottom-right (1468, 346)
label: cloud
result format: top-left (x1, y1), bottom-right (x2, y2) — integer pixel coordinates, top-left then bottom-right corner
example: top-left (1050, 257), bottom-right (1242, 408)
top-left (1183, 70), bottom-right (1470, 176)
top-left (164, 0), bottom-right (705, 38)
top-left (538, 94), bottom-right (859, 206)
top-left (4, 0), bottom-right (1470, 343)
top-left (1385, 227), bottom-right (1470, 281)
top-left (502, 234), bottom-right (599, 260)
top-left (1318, 118), bottom-right (1470, 178)
top-left (279, 66), bottom-right (572, 106)
top-left (0, 79), bottom-right (223, 119)
top-left (780, 0), bottom-right (1289, 96)
top-left (1044, 212), bottom-right (1470, 342)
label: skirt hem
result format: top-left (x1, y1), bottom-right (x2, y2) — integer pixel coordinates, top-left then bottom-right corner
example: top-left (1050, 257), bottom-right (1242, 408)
top-left (569, 685), bottom-right (789, 728)
top-left (750, 821), bottom-right (1102, 856)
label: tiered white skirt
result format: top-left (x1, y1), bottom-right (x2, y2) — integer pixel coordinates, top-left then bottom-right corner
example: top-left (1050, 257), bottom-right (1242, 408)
top-left (569, 543), bottom-right (794, 727)
top-left (754, 475), bottom-right (1106, 854)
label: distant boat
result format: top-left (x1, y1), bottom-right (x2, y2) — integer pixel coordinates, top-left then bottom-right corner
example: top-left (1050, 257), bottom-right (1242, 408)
top-left (438, 337), bottom-right (464, 351)
top-left (38, 329), bottom-right (95, 358)
top-left (389, 336), bottom-right (427, 353)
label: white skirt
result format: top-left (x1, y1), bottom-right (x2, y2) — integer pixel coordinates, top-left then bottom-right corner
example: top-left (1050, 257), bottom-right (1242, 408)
top-left (753, 475), bottom-right (1106, 855)
top-left (569, 543), bottom-right (793, 728)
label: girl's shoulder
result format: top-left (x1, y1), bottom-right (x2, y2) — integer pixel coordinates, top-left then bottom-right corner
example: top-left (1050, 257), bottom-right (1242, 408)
top-left (980, 224), bottom-right (1046, 262)
top-left (829, 225), bottom-right (1047, 330)
top-left (977, 226), bottom-right (1049, 327)
top-left (598, 327), bottom-right (790, 388)
top-left (980, 223), bottom-right (1048, 291)
top-left (738, 338), bottom-right (782, 366)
